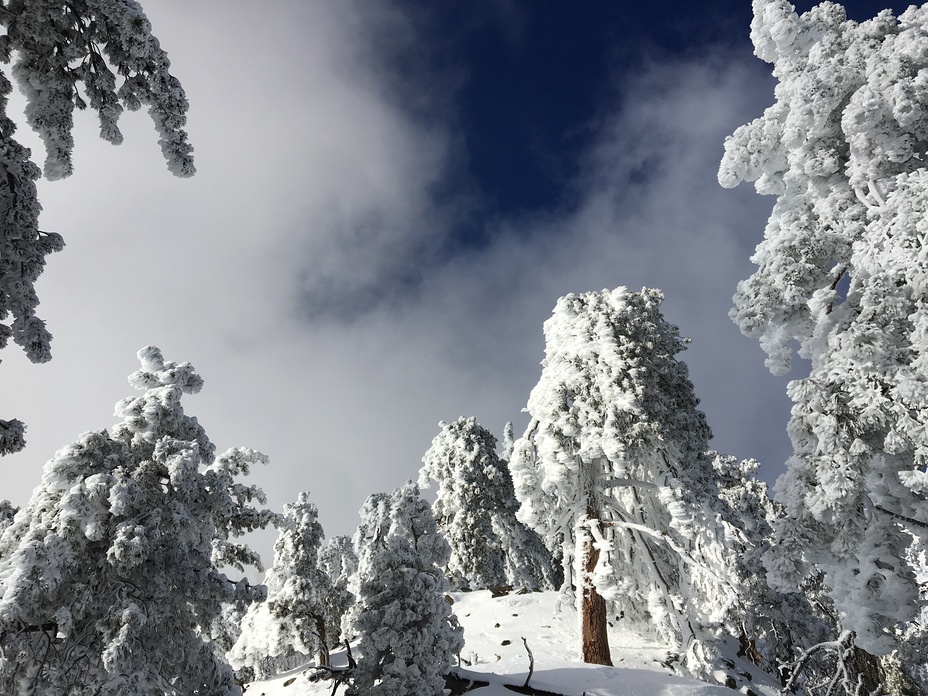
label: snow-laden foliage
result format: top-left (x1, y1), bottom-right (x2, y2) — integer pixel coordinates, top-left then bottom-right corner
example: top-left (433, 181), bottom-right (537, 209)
top-left (718, 0), bottom-right (928, 654)
top-left (894, 540), bottom-right (928, 692)
top-left (0, 418), bottom-right (26, 455)
top-left (211, 598), bottom-right (250, 663)
top-left (501, 421), bottom-right (515, 462)
top-left (229, 492), bottom-right (330, 680)
top-left (510, 287), bottom-right (749, 676)
top-left (348, 483), bottom-right (464, 696)
top-left (0, 346), bottom-right (272, 696)
top-left (0, 0), bottom-right (193, 368)
top-left (0, 499), bottom-right (17, 534)
top-left (340, 491), bottom-right (390, 642)
top-left (419, 416), bottom-right (561, 591)
top-left (707, 453), bottom-right (832, 683)
top-left (318, 534), bottom-right (357, 651)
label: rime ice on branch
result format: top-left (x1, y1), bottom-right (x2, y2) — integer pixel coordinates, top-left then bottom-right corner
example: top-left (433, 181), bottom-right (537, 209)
top-left (0, 0), bottom-right (194, 366)
top-left (0, 1), bottom-right (194, 453)
top-left (719, 0), bottom-right (928, 654)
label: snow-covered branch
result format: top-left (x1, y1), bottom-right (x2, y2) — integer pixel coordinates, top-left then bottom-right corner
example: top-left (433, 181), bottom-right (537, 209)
top-left (600, 477), bottom-right (659, 491)
top-left (0, 418), bottom-right (25, 455)
top-left (871, 502), bottom-right (928, 533)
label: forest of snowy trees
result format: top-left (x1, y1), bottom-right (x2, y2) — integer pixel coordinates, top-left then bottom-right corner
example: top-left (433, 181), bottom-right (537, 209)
top-left (2, 0), bottom-right (928, 695)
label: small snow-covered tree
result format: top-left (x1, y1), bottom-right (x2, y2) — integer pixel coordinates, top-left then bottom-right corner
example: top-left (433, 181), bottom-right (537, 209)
top-left (349, 483), bottom-right (464, 696)
top-left (419, 416), bottom-right (560, 591)
top-left (0, 500), bottom-right (17, 533)
top-left (707, 453), bottom-right (833, 684)
top-left (510, 287), bottom-right (747, 675)
top-left (318, 534), bottom-right (357, 651)
top-left (0, 346), bottom-right (272, 695)
top-left (229, 491), bottom-right (330, 679)
top-left (718, 0), bottom-right (928, 656)
top-left (341, 491), bottom-right (390, 642)
top-left (0, 1), bottom-right (194, 453)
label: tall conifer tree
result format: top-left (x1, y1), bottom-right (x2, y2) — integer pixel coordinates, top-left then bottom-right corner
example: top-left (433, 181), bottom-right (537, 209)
top-left (318, 535), bottom-right (357, 652)
top-left (229, 492), bottom-right (330, 679)
top-left (511, 288), bottom-right (746, 675)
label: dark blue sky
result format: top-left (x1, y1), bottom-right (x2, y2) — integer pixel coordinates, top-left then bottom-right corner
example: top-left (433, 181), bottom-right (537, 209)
top-left (398, 0), bottom-right (913, 226)
top-left (445, 2), bottom-right (753, 216)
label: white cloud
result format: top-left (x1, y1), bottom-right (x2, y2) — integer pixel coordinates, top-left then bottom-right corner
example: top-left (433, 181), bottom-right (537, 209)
top-left (0, 1), bottom-right (795, 570)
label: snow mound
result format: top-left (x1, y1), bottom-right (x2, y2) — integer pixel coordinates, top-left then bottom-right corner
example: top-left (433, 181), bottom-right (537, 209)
top-left (246, 590), bottom-right (778, 695)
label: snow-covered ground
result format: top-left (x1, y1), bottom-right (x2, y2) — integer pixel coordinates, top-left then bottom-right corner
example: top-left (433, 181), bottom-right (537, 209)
top-left (245, 590), bottom-right (779, 695)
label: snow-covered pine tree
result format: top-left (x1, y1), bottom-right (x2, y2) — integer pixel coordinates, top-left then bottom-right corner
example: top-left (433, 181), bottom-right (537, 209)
top-left (237, 491), bottom-right (329, 674)
top-left (706, 452), bottom-right (833, 684)
top-left (419, 416), bottom-right (560, 592)
top-left (719, 0), bottom-right (928, 656)
top-left (0, 1), bottom-right (194, 453)
top-left (510, 287), bottom-right (746, 676)
top-left (0, 346), bottom-right (272, 695)
top-left (229, 491), bottom-right (330, 679)
top-left (318, 534), bottom-right (357, 652)
top-left (340, 491), bottom-right (390, 643)
top-left (349, 483), bottom-right (464, 696)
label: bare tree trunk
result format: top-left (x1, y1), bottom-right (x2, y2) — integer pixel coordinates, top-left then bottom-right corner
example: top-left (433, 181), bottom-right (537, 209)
top-left (581, 531), bottom-right (612, 666)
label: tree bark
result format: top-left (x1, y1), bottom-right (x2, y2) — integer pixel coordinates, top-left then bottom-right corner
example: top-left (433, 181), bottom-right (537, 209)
top-left (581, 534), bottom-right (612, 666)
top-left (850, 645), bottom-right (882, 696)
top-left (314, 614), bottom-right (329, 667)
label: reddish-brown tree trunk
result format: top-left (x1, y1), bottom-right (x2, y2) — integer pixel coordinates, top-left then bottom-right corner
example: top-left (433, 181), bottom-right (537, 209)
top-left (581, 514), bottom-right (612, 666)
top-left (314, 614), bottom-right (329, 667)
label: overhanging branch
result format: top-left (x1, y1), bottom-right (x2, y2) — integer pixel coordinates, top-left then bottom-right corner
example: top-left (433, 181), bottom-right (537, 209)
top-left (872, 503), bottom-right (928, 532)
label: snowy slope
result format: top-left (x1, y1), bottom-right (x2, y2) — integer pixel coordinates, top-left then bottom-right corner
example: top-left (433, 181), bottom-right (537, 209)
top-left (244, 590), bottom-right (779, 696)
